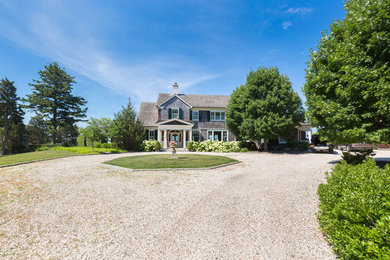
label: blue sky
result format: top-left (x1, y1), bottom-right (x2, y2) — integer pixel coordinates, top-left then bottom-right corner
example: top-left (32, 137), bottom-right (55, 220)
top-left (0, 0), bottom-right (346, 122)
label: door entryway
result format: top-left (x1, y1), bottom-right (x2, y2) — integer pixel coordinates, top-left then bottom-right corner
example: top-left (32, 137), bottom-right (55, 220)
top-left (169, 130), bottom-right (182, 148)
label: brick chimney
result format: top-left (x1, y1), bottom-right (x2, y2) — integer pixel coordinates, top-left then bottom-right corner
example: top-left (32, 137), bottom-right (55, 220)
top-left (172, 82), bottom-right (179, 95)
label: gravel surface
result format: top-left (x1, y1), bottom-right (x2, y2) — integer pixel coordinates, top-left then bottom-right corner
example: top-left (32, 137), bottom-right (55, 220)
top-left (4, 150), bottom-right (387, 259)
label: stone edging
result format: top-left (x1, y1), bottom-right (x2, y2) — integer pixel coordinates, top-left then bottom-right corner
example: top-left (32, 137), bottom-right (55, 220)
top-left (129, 160), bottom-right (242, 172)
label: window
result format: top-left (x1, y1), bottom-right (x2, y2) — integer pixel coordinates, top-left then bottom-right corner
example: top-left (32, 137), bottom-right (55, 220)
top-left (192, 110), bottom-right (199, 121)
top-left (149, 130), bottom-right (155, 140)
top-left (192, 131), bottom-right (200, 141)
top-left (210, 111), bottom-right (225, 121)
top-left (172, 108), bottom-right (179, 119)
top-left (207, 130), bottom-right (228, 141)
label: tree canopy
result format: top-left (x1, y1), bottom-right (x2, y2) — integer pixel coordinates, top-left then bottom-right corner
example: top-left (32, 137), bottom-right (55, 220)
top-left (303, 0), bottom-right (390, 144)
top-left (226, 66), bottom-right (304, 151)
top-left (24, 62), bottom-right (87, 144)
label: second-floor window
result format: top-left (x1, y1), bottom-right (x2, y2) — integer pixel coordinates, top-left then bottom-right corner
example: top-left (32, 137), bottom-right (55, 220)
top-left (172, 108), bottom-right (179, 119)
top-left (210, 111), bottom-right (225, 121)
top-left (192, 110), bottom-right (199, 121)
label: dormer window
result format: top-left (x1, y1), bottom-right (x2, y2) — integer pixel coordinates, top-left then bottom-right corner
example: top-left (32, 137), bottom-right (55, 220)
top-left (172, 108), bottom-right (179, 119)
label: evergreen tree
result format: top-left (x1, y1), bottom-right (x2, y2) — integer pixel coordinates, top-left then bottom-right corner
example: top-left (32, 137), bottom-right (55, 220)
top-left (26, 115), bottom-right (49, 145)
top-left (0, 78), bottom-right (25, 155)
top-left (226, 67), bottom-right (304, 151)
top-left (111, 100), bottom-right (145, 151)
top-left (24, 62), bottom-right (87, 144)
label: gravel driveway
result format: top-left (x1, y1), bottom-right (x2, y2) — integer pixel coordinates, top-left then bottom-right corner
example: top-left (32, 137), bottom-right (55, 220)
top-left (1, 150), bottom-right (364, 259)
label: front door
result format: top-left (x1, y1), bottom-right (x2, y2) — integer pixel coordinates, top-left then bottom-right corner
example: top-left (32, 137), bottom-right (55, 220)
top-left (169, 131), bottom-right (182, 147)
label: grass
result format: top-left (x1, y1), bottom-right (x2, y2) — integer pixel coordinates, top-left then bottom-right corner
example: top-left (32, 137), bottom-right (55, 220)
top-left (47, 146), bottom-right (127, 154)
top-left (0, 146), bottom-right (128, 167)
top-left (0, 150), bottom-right (78, 167)
top-left (104, 154), bottom-right (237, 169)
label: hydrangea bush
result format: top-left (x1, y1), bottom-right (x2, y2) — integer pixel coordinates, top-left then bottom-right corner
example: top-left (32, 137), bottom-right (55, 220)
top-left (187, 140), bottom-right (243, 152)
top-left (142, 140), bottom-right (161, 152)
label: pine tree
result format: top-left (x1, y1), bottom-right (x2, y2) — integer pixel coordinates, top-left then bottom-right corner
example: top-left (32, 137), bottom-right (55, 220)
top-left (24, 62), bottom-right (87, 144)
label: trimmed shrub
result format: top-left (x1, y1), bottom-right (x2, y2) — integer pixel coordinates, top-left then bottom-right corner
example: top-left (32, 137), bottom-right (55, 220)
top-left (342, 149), bottom-right (374, 165)
top-left (142, 140), bottom-right (161, 152)
top-left (187, 140), bottom-right (241, 152)
top-left (318, 159), bottom-right (390, 259)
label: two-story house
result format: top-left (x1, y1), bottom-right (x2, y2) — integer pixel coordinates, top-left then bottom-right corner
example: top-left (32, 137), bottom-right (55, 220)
top-left (138, 83), bottom-right (235, 149)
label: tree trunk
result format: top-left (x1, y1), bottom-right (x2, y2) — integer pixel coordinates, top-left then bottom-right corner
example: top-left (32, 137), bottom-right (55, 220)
top-left (252, 139), bottom-right (260, 150)
top-left (264, 138), bottom-right (268, 152)
top-left (2, 116), bottom-right (8, 155)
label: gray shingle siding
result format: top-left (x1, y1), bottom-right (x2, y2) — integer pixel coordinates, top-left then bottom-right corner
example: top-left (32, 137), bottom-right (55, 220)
top-left (160, 96), bottom-right (191, 121)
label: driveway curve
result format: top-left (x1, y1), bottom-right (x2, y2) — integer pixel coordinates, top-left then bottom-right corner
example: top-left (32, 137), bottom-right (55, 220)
top-left (0, 151), bottom-right (343, 259)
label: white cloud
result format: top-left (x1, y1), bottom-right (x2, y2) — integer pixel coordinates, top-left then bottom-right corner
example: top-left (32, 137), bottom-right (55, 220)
top-left (286, 7), bottom-right (313, 15)
top-left (283, 21), bottom-right (292, 30)
top-left (0, 1), bottom-right (219, 102)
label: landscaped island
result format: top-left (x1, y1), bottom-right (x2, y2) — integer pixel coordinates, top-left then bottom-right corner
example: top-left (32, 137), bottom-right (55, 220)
top-left (104, 154), bottom-right (237, 169)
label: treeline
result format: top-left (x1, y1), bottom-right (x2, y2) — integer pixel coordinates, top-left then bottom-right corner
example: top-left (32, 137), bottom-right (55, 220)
top-left (0, 62), bottom-right (144, 155)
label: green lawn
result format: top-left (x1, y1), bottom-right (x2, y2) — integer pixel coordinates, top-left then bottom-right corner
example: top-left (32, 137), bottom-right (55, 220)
top-left (49, 146), bottom-right (127, 154)
top-left (0, 150), bottom-right (78, 167)
top-left (104, 154), bottom-right (237, 169)
top-left (0, 146), bottom-right (128, 167)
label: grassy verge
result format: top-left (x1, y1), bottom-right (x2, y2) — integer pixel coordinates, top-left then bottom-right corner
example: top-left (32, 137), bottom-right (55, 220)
top-left (0, 146), bottom-right (128, 167)
top-left (104, 154), bottom-right (237, 169)
top-left (0, 150), bottom-right (78, 167)
top-left (48, 146), bottom-right (127, 154)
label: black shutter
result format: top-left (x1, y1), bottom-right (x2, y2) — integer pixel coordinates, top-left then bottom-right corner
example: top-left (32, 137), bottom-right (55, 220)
top-left (154, 130), bottom-right (158, 140)
top-left (190, 110), bottom-right (192, 120)
top-left (179, 108), bottom-right (183, 119)
top-left (199, 111), bottom-right (202, 121)
top-left (146, 130), bottom-right (149, 140)
top-left (207, 111), bottom-right (211, 121)
top-left (168, 108), bottom-right (172, 119)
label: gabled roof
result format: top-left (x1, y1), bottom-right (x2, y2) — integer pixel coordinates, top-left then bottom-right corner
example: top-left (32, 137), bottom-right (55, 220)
top-left (158, 94), bottom-right (192, 108)
top-left (138, 102), bottom-right (158, 127)
top-left (157, 93), bottom-right (230, 108)
top-left (156, 118), bottom-right (194, 126)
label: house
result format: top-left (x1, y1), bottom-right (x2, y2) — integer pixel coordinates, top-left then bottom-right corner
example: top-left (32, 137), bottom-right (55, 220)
top-left (138, 83), bottom-right (235, 149)
top-left (138, 83), bottom-right (313, 149)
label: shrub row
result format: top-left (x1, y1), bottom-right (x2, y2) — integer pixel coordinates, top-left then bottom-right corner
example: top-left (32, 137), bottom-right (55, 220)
top-left (317, 159), bottom-right (390, 259)
top-left (142, 140), bottom-right (161, 152)
top-left (187, 140), bottom-right (245, 152)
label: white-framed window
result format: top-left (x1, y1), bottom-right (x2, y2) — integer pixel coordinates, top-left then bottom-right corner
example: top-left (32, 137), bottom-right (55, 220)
top-left (207, 130), bottom-right (228, 141)
top-left (149, 130), bottom-right (155, 140)
top-left (210, 111), bottom-right (225, 121)
top-left (172, 108), bottom-right (179, 119)
top-left (192, 110), bottom-right (199, 121)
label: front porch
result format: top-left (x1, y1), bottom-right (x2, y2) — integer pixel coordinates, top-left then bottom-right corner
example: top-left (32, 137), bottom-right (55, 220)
top-left (156, 119), bottom-right (194, 149)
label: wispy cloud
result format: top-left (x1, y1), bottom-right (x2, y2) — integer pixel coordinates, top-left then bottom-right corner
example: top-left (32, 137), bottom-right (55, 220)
top-left (286, 7), bottom-right (313, 15)
top-left (282, 21), bottom-right (292, 30)
top-left (0, 1), bottom-right (219, 102)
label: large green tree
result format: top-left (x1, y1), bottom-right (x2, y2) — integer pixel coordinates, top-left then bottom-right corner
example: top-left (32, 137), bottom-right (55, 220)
top-left (226, 66), bottom-right (305, 151)
top-left (80, 118), bottom-right (106, 151)
top-left (303, 0), bottom-right (390, 145)
top-left (111, 100), bottom-right (145, 151)
top-left (24, 63), bottom-right (87, 144)
top-left (26, 115), bottom-right (49, 145)
top-left (0, 78), bottom-right (25, 155)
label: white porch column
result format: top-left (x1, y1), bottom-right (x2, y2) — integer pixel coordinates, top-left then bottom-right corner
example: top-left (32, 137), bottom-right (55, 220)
top-left (163, 130), bottom-right (167, 149)
top-left (183, 130), bottom-right (187, 148)
top-left (307, 130), bottom-right (312, 143)
top-left (189, 129), bottom-right (192, 142)
top-left (157, 128), bottom-right (162, 142)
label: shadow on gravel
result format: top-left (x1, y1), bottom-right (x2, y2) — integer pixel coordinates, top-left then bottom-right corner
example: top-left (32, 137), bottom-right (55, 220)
top-left (327, 157), bottom-right (390, 169)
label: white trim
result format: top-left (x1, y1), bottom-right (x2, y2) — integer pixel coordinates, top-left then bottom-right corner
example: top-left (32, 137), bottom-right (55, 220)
top-left (156, 118), bottom-right (194, 127)
top-left (158, 94), bottom-right (192, 108)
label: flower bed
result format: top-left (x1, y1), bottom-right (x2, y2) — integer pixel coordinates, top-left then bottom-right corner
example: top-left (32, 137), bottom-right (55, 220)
top-left (187, 140), bottom-right (245, 152)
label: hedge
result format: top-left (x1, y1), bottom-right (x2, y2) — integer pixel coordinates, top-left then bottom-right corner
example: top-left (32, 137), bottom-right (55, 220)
top-left (187, 140), bottom-right (245, 152)
top-left (317, 159), bottom-right (390, 259)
